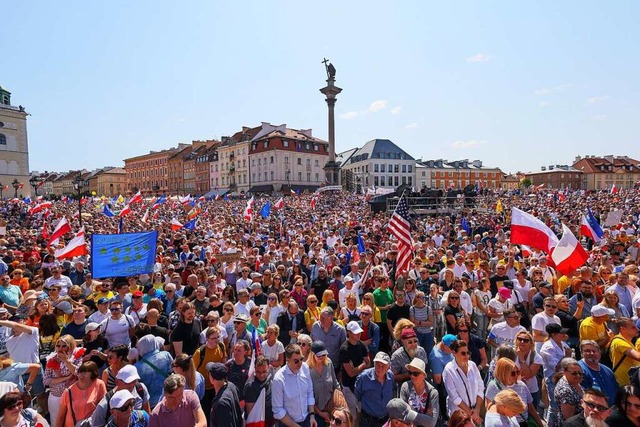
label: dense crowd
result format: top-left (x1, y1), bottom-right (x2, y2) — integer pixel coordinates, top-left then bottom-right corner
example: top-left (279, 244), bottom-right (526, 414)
top-left (0, 187), bottom-right (639, 427)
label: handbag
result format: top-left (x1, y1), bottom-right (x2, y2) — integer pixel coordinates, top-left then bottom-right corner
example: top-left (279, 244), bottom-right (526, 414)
top-left (323, 388), bottom-right (348, 414)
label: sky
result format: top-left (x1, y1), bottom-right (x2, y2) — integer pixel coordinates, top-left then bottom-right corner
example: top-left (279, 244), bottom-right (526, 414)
top-left (3, 1), bottom-right (640, 175)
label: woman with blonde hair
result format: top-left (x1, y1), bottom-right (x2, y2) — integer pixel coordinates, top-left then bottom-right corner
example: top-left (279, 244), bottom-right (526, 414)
top-left (261, 324), bottom-right (285, 368)
top-left (320, 289), bottom-right (335, 309)
top-left (486, 358), bottom-right (544, 427)
top-left (392, 318), bottom-right (416, 352)
top-left (361, 292), bottom-right (382, 323)
top-left (43, 334), bottom-right (82, 427)
top-left (329, 407), bottom-right (354, 427)
top-left (514, 330), bottom-right (543, 410)
top-left (340, 293), bottom-right (361, 323)
top-left (599, 289), bottom-right (630, 332)
top-left (410, 290), bottom-right (435, 356)
top-left (308, 341), bottom-right (345, 426)
top-left (172, 353), bottom-right (205, 400)
top-left (484, 389), bottom-right (527, 427)
top-left (304, 294), bottom-right (321, 331)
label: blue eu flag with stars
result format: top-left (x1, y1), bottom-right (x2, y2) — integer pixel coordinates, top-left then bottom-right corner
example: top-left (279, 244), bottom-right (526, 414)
top-left (91, 231), bottom-right (157, 278)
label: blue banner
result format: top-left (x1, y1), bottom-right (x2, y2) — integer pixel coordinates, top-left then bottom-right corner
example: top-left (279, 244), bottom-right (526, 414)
top-left (91, 231), bottom-right (157, 278)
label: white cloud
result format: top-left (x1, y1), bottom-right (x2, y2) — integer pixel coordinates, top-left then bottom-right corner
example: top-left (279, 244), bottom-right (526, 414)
top-left (466, 53), bottom-right (491, 63)
top-left (391, 106), bottom-right (402, 115)
top-left (534, 88), bottom-right (552, 96)
top-left (405, 122), bottom-right (418, 129)
top-left (591, 114), bottom-right (608, 121)
top-left (538, 101), bottom-right (550, 107)
top-left (369, 100), bottom-right (387, 112)
top-left (450, 140), bottom-right (486, 149)
top-left (586, 95), bottom-right (610, 105)
top-left (340, 111), bottom-right (361, 120)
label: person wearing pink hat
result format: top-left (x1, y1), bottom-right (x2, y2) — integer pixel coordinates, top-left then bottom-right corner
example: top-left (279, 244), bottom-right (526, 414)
top-left (487, 287), bottom-right (513, 327)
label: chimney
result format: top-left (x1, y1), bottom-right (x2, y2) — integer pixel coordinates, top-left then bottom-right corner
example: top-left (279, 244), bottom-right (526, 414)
top-left (541, 166), bottom-right (547, 171)
top-left (299, 129), bottom-right (312, 138)
top-left (574, 155), bottom-right (581, 163)
top-left (548, 165), bottom-right (554, 170)
top-left (604, 155), bottom-right (614, 163)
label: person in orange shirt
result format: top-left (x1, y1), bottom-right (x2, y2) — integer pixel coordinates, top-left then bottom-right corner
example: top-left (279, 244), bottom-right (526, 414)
top-left (9, 269), bottom-right (30, 294)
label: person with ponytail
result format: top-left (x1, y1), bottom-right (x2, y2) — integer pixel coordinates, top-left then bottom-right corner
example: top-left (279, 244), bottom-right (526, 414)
top-left (171, 354), bottom-right (205, 400)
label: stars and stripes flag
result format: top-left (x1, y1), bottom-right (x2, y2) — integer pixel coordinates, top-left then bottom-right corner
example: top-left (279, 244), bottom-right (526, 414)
top-left (387, 193), bottom-right (413, 278)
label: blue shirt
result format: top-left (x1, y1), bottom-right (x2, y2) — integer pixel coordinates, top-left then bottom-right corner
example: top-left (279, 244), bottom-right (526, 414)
top-left (0, 285), bottom-right (21, 307)
top-left (429, 345), bottom-right (454, 375)
top-left (579, 360), bottom-right (618, 406)
top-left (271, 363), bottom-right (315, 423)
top-left (606, 284), bottom-right (632, 315)
top-left (569, 294), bottom-right (597, 320)
top-left (354, 367), bottom-right (395, 418)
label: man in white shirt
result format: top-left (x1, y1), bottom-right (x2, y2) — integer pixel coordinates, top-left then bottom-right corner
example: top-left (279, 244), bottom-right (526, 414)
top-left (487, 309), bottom-right (526, 349)
top-left (89, 298), bottom-right (111, 324)
top-left (234, 289), bottom-right (256, 317)
top-left (531, 297), bottom-right (561, 352)
top-left (43, 266), bottom-right (73, 296)
top-left (271, 344), bottom-right (316, 427)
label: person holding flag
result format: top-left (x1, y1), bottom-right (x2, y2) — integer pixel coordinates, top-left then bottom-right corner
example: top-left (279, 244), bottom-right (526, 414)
top-left (244, 355), bottom-right (275, 427)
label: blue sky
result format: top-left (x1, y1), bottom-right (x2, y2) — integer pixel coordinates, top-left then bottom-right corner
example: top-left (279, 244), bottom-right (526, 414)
top-left (3, 1), bottom-right (639, 174)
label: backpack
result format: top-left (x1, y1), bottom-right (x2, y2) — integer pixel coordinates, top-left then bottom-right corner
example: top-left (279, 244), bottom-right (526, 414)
top-left (196, 342), bottom-right (226, 370)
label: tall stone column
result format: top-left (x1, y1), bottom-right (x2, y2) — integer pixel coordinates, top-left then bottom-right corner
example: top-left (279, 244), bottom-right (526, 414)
top-left (319, 60), bottom-right (342, 186)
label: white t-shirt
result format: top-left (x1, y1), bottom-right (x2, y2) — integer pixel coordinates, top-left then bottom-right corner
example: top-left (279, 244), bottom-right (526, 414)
top-left (234, 301), bottom-right (256, 317)
top-left (510, 281), bottom-right (531, 305)
top-left (515, 351), bottom-right (544, 393)
top-left (6, 327), bottom-right (39, 363)
top-left (88, 310), bottom-right (110, 324)
top-left (488, 298), bottom-right (512, 324)
top-left (531, 312), bottom-right (560, 352)
top-left (267, 305), bottom-right (284, 326)
top-left (488, 322), bottom-right (526, 348)
top-left (338, 285), bottom-right (360, 307)
top-left (473, 289), bottom-right (492, 315)
top-left (100, 314), bottom-right (135, 347)
top-left (261, 340), bottom-right (285, 363)
top-left (125, 305), bottom-right (148, 326)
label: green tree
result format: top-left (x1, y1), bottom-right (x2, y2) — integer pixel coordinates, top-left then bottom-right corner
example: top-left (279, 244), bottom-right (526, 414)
top-left (520, 177), bottom-right (532, 188)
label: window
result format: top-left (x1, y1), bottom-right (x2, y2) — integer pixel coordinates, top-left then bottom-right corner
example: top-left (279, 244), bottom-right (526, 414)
top-left (264, 172), bottom-right (267, 181)
top-left (374, 176), bottom-right (379, 186)
top-left (307, 173), bottom-right (311, 181)
top-left (380, 176), bottom-right (385, 186)
top-left (283, 140), bottom-right (289, 147)
top-left (285, 157), bottom-right (289, 164)
top-left (408, 177), bottom-right (412, 185)
top-left (394, 165), bottom-right (399, 173)
top-left (380, 164), bottom-right (386, 173)
top-left (402, 165), bottom-right (407, 173)
top-left (313, 144), bottom-right (319, 151)
top-left (402, 176), bottom-right (407, 185)
top-left (408, 165), bottom-right (412, 173)
top-left (374, 164), bottom-right (379, 172)
top-left (315, 173), bottom-right (319, 182)
top-left (394, 176), bottom-right (399, 186)
top-left (298, 172), bottom-right (302, 181)
top-left (297, 158), bottom-right (302, 165)
top-left (270, 156), bottom-right (274, 164)
top-left (263, 141), bottom-right (268, 148)
top-left (252, 173), bottom-right (256, 182)
top-left (315, 159), bottom-right (319, 167)
top-left (1, 133), bottom-right (7, 145)
top-left (306, 159), bottom-right (311, 166)
top-left (388, 164), bottom-right (393, 173)
top-left (243, 160), bottom-right (246, 167)
top-left (258, 159), bottom-right (261, 166)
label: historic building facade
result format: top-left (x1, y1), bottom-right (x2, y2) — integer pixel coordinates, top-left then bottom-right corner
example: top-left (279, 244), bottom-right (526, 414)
top-left (0, 85), bottom-right (30, 197)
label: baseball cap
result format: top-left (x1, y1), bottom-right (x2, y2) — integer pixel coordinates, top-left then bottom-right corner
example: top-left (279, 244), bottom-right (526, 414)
top-left (387, 398), bottom-right (418, 424)
top-left (311, 340), bottom-right (328, 357)
top-left (132, 290), bottom-right (143, 297)
top-left (55, 301), bottom-right (73, 315)
top-left (115, 365), bottom-right (140, 383)
top-left (346, 321), bottom-right (363, 335)
top-left (109, 389), bottom-right (135, 410)
top-left (97, 297), bottom-right (109, 305)
top-left (442, 334), bottom-right (458, 347)
top-left (400, 328), bottom-right (417, 340)
top-left (373, 352), bottom-right (390, 365)
top-left (206, 362), bottom-right (228, 380)
top-left (591, 306), bottom-right (615, 317)
top-left (498, 287), bottom-right (512, 298)
top-left (540, 281), bottom-right (553, 289)
top-left (546, 323), bottom-right (570, 335)
top-left (85, 322), bottom-right (100, 333)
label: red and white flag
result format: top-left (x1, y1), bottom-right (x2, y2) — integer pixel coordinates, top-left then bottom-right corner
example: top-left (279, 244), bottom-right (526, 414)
top-left (179, 195), bottom-right (192, 205)
top-left (41, 220), bottom-right (49, 240)
top-left (55, 227), bottom-right (88, 260)
top-left (28, 201), bottom-right (52, 215)
top-left (520, 244), bottom-right (533, 258)
top-left (214, 194), bottom-right (221, 201)
top-left (274, 197), bottom-right (284, 209)
top-left (243, 197), bottom-right (254, 222)
top-left (245, 388), bottom-right (266, 427)
top-left (510, 208), bottom-right (559, 253)
top-left (129, 190), bottom-right (143, 204)
top-left (551, 224), bottom-right (589, 275)
top-left (141, 209), bottom-right (149, 224)
top-left (170, 218), bottom-right (184, 231)
top-left (310, 196), bottom-right (318, 209)
top-left (48, 217), bottom-right (71, 247)
top-left (119, 205), bottom-right (131, 217)
top-left (611, 183), bottom-right (618, 194)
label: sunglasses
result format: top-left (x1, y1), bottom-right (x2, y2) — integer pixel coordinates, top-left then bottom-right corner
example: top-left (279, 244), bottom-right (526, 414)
top-left (330, 415), bottom-right (346, 426)
top-left (115, 402), bottom-right (134, 412)
top-left (5, 401), bottom-right (23, 411)
top-left (110, 307), bottom-right (122, 311)
top-left (457, 351), bottom-right (470, 356)
top-left (568, 371), bottom-right (584, 377)
top-left (449, 296), bottom-right (460, 300)
top-left (408, 371), bottom-right (422, 377)
top-left (584, 400), bottom-right (609, 412)
top-left (544, 304), bottom-right (557, 308)
top-left (224, 308), bottom-right (233, 312)
top-left (517, 337), bottom-right (531, 343)
top-left (291, 358), bottom-right (303, 364)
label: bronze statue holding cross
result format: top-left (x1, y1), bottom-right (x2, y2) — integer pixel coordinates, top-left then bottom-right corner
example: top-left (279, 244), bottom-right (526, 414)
top-left (322, 58), bottom-right (336, 79)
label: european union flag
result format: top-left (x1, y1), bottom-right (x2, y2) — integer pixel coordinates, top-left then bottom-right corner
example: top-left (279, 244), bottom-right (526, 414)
top-left (261, 201), bottom-right (271, 218)
top-left (103, 205), bottom-right (115, 217)
top-left (357, 233), bottom-right (366, 253)
top-left (461, 216), bottom-right (471, 235)
top-left (91, 231), bottom-right (158, 278)
top-left (184, 219), bottom-right (197, 230)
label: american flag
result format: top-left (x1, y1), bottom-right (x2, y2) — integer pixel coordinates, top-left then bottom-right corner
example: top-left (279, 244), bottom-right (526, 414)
top-left (388, 194), bottom-right (413, 278)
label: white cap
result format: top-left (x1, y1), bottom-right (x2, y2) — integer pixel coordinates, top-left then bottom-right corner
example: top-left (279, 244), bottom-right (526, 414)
top-left (115, 364), bottom-right (140, 383)
top-left (591, 305), bottom-right (615, 317)
top-left (109, 389), bottom-right (135, 409)
top-left (346, 321), bottom-right (363, 334)
top-left (85, 322), bottom-right (100, 333)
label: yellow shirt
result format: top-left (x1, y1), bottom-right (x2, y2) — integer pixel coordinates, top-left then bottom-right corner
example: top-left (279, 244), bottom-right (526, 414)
top-left (610, 335), bottom-right (640, 385)
top-left (305, 307), bottom-right (321, 329)
top-left (88, 291), bottom-right (114, 301)
top-left (579, 316), bottom-right (606, 343)
top-left (557, 275), bottom-right (573, 295)
top-left (193, 343), bottom-right (226, 389)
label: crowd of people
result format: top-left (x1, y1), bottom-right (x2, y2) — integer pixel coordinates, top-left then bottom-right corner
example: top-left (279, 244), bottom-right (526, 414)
top-left (0, 187), bottom-right (639, 427)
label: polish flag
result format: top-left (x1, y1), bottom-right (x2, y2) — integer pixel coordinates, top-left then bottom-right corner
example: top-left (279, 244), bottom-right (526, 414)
top-left (141, 209), bottom-right (149, 224)
top-left (611, 184), bottom-right (618, 194)
top-left (41, 220), bottom-right (49, 240)
top-left (170, 219), bottom-right (184, 231)
top-left (129, 191), bottom-right (143, 204)
top-left (243, 197), bottom-right (254, 222)
top-left (214, 194), bottom-right (221, 201)
top-left (310, 196), bottom-right (318, 209)
top-left (48, 217), bottom-right (71, 247)
top-left (290, 189), bottom-right (296, 195)
top-left (198, 195), bottom-right (206, 202)
top-left (55, 227), bottom-right (88, 260)
top-left (245, 389), bottom-right (266, 427)
top-left (534, 183), bottom-right (545, 191)
top-left (28, 201), bottom-right (52, 215)
top-left (551, 224), bottom-right (589, 275)
top-left (179, 195), bottom-right (192, 205)
top-left (153, 211), bottom-right (160, 219)
top-left (274, 197), bottom-right (284, 209)
top-left (520, 244), bottom-right (533, 258)
top-left (510, 207), bottom-right (559, 253)
top-left (119, 205), bottom-right (131, 217)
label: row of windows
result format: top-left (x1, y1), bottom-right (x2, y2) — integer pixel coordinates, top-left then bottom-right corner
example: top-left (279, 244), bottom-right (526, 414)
top-left (373, 164), bottom-right (413, 173)
top-left (373, 176), bottom-right (413, 187)
top-left (129, 168), bottom-right (168, 179)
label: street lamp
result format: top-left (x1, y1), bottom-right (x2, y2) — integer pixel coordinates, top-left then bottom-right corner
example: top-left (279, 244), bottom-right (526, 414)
top-left (0, 182), bottom-right (3, 199)
top-left (73, 174), bottom-right (84, 226)
top-left (11, 179), bottom-right (20, 198)
top-left (29, 175), bottom-right (42, 197)
top-left (285, 169), bottom-right (291, 193)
